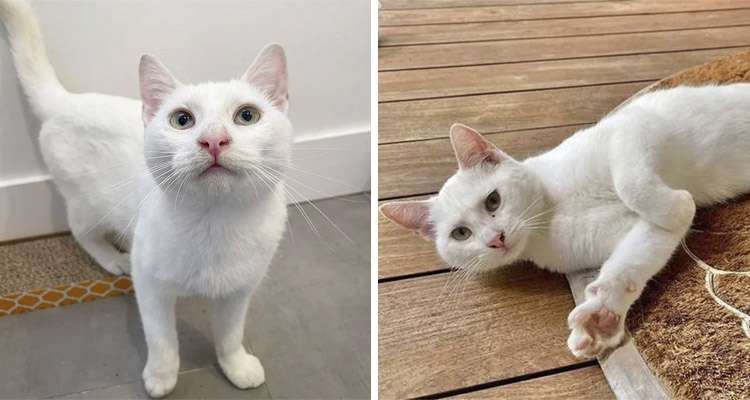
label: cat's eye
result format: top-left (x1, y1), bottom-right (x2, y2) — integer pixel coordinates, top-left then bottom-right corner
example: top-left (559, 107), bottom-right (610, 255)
top-left (169, 110), bottom-right (195, 130)
top-left (234, 106), bottom-right (261, 126)
top-left (451, 226), bottom-right (472, 241)
top-left (485, 190), bottom-right (501, 212)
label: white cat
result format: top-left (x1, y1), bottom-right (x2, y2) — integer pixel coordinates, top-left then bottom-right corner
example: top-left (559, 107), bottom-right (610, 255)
top-left (1, 0), bottom-right (290, 397)
top-left (382, 84), bottom-right (750, 359)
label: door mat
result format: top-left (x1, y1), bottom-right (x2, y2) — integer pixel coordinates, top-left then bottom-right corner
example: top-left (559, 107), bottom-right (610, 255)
top-left (618, 50), bottom-right (750, 399)
top-left (0, 234), bottom-right (132, 316)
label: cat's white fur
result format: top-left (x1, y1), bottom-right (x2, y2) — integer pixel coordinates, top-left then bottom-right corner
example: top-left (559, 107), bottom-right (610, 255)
top-left (382, 84), bottom-right (750, 359)
top-left (1, 1), bottom-right (291, 397)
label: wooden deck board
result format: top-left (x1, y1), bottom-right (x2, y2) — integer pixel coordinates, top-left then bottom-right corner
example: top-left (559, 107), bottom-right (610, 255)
top-left (380, 81), bottom-right (646, 144)
top-left (453, 366), bottom-right (615, 399)
top-left (379, 0), bottom-right (750, 26)
top-left (380, 25), bottom-right (750, 71)
top-left (379, 0), bottom-right (613, 10)
top-left (377, 0), bottom-right (731, 397)
top-left (379, 125), bottom-right (585, 201)
top-left (380, 47), bottom-right (747, 102)
top-left (378, 266), bottom-right (583, 399)
top-left (379, 8), bottom-right (750, 46)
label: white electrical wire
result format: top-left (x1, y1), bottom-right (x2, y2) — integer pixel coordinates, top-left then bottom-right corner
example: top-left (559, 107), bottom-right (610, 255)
top-left (680, 238), bottom-right (750, 338)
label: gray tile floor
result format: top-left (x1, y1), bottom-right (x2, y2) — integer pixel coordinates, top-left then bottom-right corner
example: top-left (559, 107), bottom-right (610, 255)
top-left (0, 194), bottom-right (371, 399)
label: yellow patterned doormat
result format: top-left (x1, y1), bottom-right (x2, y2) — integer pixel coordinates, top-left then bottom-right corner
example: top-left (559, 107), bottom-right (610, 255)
top-left (0, 276), bottom-right (133, 316)
top-left (0, 233), bottom-right (133, 317)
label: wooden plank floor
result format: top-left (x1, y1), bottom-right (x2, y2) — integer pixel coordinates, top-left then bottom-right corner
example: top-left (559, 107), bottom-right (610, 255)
top-left (377, 1), bottom-right (750, 398)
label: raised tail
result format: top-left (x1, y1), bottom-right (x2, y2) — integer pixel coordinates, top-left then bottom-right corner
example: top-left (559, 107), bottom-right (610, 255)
top-left (0, 0), bottom-right (66, 119)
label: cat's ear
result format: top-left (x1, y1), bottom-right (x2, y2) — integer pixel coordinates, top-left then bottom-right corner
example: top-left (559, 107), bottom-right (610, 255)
top-left (449, 123), bottom-right (514, 169)
top-left (241, 43), bottom-right (289, 113)
top-left (139, 55), bottom-right (181, 125)
top-left (380, 200), bottom-right (435, 240)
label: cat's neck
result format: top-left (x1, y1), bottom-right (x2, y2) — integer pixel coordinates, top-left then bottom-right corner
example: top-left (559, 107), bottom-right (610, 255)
top-left (144, 178), bottom-right (284, 219)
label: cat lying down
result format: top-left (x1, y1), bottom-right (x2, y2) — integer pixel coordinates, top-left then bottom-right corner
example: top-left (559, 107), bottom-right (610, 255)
top-left (381, 84), bottom-right (750, 358)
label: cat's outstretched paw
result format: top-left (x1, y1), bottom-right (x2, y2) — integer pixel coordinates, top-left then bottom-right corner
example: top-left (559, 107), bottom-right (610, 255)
top-left (566, 298), bottom-right (626, 359)
top-left (142, 369), bottom-right (178, 398)
top-left (218, 351), bottom-right (265, 389)
top-left (102, 253), bottom-right (130, 275)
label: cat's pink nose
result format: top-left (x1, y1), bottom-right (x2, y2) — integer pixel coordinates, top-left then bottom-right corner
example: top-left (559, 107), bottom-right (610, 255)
top-left (487, 232), bottom-right (506, 249)
top-left (198, 134), bottom-right (231, 160)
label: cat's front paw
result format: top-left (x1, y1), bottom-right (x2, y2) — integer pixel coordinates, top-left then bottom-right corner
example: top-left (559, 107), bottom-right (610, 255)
top-left (566, 297), bottom-right (626, 359)
top-left (142, 368), bottom-right (178, 398)
top-left (218, 350), bottom-right (265, 390)
top-left (103, 253), bottom-right (131, 275)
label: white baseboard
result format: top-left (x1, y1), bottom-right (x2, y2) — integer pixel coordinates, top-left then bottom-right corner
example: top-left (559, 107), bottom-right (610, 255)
top-left (0, 128), bottom-right (370, 242)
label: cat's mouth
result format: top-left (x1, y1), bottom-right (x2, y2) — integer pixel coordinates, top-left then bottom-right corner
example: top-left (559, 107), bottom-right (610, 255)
top-left (490, 244), bottom-right (510, 253)
top-left (199, 162), bottom-right (232, 176)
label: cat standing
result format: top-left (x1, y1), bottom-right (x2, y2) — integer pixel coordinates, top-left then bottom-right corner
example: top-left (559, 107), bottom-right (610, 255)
top-left (0, 0), bottom-right (291, 396)
top-left (382, 84), bottom-right (750, 358)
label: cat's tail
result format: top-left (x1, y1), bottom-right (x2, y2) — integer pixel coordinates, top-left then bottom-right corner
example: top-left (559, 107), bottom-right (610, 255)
top-left (0, 0), bottom-right (66, 119)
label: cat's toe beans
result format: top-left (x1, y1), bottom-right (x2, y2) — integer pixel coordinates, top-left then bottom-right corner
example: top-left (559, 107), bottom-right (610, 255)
top-left (596, 308), bottom-right (620, 333)
top-left (567, 329), bottom-right (596, 359)
top-left (219, 352), bottom-right (265, 390)
top-left (567, 298), bottom-right (626, 357)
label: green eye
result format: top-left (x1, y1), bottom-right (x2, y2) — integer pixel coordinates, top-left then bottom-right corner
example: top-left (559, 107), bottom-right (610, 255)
top-left (485, 190), bottom-right (501, 212)
top-left (169, 110), bottom-right (195, 130)
top-left (234, 106), bottom-right (261, 125)
top-left (451, 226), bottom-right (472, 241)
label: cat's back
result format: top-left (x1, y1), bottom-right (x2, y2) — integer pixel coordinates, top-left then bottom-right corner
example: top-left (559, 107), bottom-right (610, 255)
top-left (39, 92), bottom-right (146, 235)
top-left (39, 92), bottom-right (143, 178)
top-left (625, 83), bottom-right (750, 114)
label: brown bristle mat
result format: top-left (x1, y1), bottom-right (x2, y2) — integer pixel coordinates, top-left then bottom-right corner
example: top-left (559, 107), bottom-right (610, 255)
top-left (623, 51), bottom-right (750, 399)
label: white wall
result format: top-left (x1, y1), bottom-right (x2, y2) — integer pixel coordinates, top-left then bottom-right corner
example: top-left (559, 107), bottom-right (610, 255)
top-left (0, 0), bottom-right (371, 241)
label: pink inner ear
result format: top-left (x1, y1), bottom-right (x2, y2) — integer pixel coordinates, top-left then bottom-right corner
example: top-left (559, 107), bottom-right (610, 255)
top-left (241, 44), bottom-right (289, 113)
top-left (380, 201), bottom-right (435, 239)
top-left (139, 55), bottom-right (180, 125)
top-left (450, 124), bottom-right (500, 169)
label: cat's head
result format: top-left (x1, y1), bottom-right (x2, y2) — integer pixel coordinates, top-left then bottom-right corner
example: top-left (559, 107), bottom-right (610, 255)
top-left (138, 44), bottom-right (292, 202)
top-left (381, 124), bottom-right (546, 271)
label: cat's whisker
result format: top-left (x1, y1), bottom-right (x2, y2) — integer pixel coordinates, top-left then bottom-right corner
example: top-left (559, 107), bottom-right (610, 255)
top-left (79, 164), bottom-right (179, 236)
top-left (253, 163), bottom-right (353, 243)
top-left (249, 166), bottom-right (322, 241)
top-left (442, 256), bottom-right (481, 309)
top-left (264, 160), bottom-right (365, 193)
top-left (117, 168), bottom-right (184, 242)
top-left (243, 168), bottom-right (295, 242)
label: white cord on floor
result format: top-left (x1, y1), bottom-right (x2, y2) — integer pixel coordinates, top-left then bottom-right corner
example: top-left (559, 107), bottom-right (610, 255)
top-left (680, 238), bottom-right (750, 338)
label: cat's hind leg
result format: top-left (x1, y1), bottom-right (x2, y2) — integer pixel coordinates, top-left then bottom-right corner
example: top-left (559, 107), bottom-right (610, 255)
top-left (609, 136), bottom-right (696, 233)
top-left (71, 228), bottom-right (130, 275)
top-left (567, 217), bottom-right (688, 358)
top-left (211, 288), bottom-right (265, 390)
